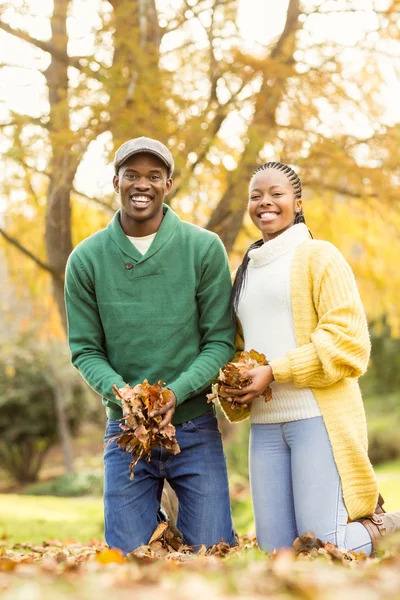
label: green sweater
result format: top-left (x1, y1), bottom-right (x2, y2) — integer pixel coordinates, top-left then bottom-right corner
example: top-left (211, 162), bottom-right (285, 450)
top-left (65, 206), bottom-right (235, 424)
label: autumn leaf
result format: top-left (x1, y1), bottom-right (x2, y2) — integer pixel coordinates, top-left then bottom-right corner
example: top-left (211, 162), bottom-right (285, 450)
top-left (0, 557), bottom-right (18, 572)
top-left (148, 522), bottom-right (168, 545)
top-left (112, 381), bottom-right (181, 479)
top-left (208, 350), bottom-right (272, 410)
top-left (2, 533), bottom-right (400, 599)
top-left (95, 548), bottom-right (125, 565)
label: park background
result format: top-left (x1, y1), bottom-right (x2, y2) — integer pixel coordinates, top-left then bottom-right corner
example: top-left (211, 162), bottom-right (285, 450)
top-left (0, 0), bottom-right (400, 553)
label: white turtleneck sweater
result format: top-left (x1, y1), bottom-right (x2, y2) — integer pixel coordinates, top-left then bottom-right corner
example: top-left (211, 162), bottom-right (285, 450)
top-left (237, 223), bottom-right (322, 424)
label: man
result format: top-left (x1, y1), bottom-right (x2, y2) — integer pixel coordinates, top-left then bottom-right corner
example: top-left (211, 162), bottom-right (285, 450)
top-left (65, 136), bottom-right (236, 554)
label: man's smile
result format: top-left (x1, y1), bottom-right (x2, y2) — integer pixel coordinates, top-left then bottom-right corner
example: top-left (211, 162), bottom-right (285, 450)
top-left (129, 193), bottom-right (153, 208)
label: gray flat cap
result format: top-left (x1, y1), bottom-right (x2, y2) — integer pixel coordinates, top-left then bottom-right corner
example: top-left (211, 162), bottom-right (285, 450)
top-left (114, 136), bottom-right (174, 176)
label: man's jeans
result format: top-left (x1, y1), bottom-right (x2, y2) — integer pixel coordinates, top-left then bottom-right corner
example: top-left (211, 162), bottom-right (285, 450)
top-left (104, 410), bottom-right (235, 554)
top-left (250, 416), bottom-right (372, 555)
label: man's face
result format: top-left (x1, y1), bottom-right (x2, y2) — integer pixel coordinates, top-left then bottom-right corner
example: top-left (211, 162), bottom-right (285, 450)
top-left (113, 153), bottom-right (172, 229)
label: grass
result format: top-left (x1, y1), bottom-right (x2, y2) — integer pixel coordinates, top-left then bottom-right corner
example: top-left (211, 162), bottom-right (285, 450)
top-left (375, 458), bottom-right (400, 511)
top-left (0, 495), bottom-right (104, 543)
top-left (0, 459), bottom-right (398, 545)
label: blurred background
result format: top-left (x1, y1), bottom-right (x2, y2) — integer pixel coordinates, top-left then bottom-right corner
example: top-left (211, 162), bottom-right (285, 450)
top-left (0, 0), bottom-right (399, 543)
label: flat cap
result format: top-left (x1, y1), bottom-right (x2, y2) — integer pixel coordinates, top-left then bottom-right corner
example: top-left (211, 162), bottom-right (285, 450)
top-left (114, 136), bottom-right (174, 177)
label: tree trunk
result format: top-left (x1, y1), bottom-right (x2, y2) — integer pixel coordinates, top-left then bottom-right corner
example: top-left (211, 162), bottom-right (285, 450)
top-left (43, 0), bottom-right (77, 330)
top-left (108, 0), bottom-right (164, 146)
top-left (43, 0), bottom-right (75, 469)
top-left (206, 0), bottom-right (301, 252)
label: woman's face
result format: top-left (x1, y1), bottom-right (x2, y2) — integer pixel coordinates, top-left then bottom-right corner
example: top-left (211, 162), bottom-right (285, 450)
top-left (248, 168), bottom-right (302, 242)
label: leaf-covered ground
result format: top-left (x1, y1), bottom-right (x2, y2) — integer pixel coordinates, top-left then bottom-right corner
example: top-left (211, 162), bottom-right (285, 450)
top-left (1, 531), bottom-right (400, 600)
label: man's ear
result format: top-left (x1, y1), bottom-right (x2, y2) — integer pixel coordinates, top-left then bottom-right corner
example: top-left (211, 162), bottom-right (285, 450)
top-left (165, 178), bottom-right (173, 194)
top-left (113, 175), bottom-right (120, 193)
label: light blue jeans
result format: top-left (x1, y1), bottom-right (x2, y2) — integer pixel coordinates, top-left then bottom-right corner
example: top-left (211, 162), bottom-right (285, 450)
top-left (250, 416), bottom-right (372, 554)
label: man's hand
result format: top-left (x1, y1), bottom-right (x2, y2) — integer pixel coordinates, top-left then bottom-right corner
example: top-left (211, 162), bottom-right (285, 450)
top-left (149, 389), bottom-right (177, 431)
top-left (225, 365), bottom-right (274, 406)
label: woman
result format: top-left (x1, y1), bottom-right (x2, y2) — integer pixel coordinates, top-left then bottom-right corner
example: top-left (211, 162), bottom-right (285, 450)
top-left (222, 161), bottom-right (400, 554)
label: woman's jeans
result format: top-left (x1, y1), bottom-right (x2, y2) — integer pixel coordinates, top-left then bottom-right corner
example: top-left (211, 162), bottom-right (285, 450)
top-left (250, 416), bottom-right (372, 555)
top-left (104, 411), bottom-right (235, 554)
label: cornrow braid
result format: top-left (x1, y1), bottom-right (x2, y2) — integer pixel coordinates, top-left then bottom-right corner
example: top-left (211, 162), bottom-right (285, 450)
top-left (230, 161), bottom-right (308, 318)
top-left (253, 162), bottom-right (302, 199)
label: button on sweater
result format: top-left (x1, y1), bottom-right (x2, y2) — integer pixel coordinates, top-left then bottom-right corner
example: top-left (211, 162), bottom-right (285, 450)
top-left (65, 205), bottom-right (235, 424)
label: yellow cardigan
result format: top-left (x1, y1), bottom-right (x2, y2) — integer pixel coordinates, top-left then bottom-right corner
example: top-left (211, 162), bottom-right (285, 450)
top-left (220, 238), bottom-right (378, 521)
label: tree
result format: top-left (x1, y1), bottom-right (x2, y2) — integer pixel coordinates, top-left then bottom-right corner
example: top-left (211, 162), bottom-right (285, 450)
top-left (0, 337), bottom-right (86, 483)
top-left (1, 0), bottom-right (400, 328)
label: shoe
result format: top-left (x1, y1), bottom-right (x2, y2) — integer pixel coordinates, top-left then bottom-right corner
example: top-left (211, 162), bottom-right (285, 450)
top-left (358, 512), bottom-right (400, 550)
top-left (375, 493), bottom-right (385, 515)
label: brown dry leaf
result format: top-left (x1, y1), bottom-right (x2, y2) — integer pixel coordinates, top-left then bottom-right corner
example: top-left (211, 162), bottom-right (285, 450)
top-left (148, 522), bottom-right (168, 545)
top-left (264, 386), bottom-right (272, 403)
top-left (164, 528), bottom-right (182, 552)
top-left (0, 557), bottom-right (18, 572)
top-left (206, 541), bottom-right (234, 557)
top-left (149, 541), bottom-right (169, 557)
top-left (324, 541), bottom-right (347, 563)
top-left (111, 381), bottom-right (181, 478)
top-left (2, 535), bottom-right (400, 599)
top-left (131, 523), bottom-right (188, 561)
top-left (197, 545), bottom-right (208, 556)
top-left (54, 551), bottom-right (68, 563)
top-left (292, 531), bottom-right (324, 555)
top-left (208, 349), bottom-right (272, 410)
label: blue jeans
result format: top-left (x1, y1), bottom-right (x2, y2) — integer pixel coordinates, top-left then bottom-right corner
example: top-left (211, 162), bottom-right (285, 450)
top-left (250, 416), bottom-right (372, 555)
top-left (104, 411), bottom-right (235, 554)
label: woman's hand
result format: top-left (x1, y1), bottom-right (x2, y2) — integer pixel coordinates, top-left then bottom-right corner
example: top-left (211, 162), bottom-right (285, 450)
top-left (224, 365), bottom-right (274, 407)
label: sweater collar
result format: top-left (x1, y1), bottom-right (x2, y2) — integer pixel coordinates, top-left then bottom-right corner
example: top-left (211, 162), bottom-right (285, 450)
top-left (107, 204), bottom-right (180, 263)
top-left (248, 223), bottom-right (310, 267)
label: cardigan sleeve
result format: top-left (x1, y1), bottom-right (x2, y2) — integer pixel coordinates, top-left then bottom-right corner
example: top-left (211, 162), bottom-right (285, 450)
top-left (269, 245), bottom-right (371, 388)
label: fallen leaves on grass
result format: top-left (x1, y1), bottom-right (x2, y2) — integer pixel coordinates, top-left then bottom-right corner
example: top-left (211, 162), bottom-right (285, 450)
top-left (1, 531), bottom-right (400, 599)
top-left (207, 350), bottom-right (272, 409)
top-left (111, 381), bottom-right (180, 478)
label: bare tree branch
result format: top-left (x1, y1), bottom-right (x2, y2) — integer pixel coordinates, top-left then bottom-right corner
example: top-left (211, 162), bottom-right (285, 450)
top-left (0, 116), bottom-right (49, 129)
top-left (0, 19), bottom-right (100, 75)
top-left (302, 181), bottom-right (374, 198)
top-left (162, 0), bottom-right (210, 35)
top-left (72, 188), bottom-right (117, 212)
top-left (0, 61), bottom-right (46, 72)
top-left (0, 227), bottom-right (63, 280)
top-left (10, 155), bottom-right (117, 212)
top-left (305, 3), bottom-right (398, 16)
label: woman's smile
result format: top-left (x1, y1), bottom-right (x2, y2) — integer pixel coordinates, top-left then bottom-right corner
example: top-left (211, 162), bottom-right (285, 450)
top-left (257, 210), bottom-right (280, 222)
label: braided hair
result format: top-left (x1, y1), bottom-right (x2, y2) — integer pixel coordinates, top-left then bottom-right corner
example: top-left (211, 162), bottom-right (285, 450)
top-left (230, 161), bottom-right (306, 318)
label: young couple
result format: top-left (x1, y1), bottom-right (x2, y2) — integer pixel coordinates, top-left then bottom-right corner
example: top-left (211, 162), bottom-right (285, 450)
top-left (65, 136), bottom-right (400, 556)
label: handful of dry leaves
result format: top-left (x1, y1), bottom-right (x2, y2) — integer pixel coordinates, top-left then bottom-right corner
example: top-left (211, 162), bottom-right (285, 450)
top-left (207, 349), bottom-right (272, 409)
top-left (111, 380), bottom-right (180, 478)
